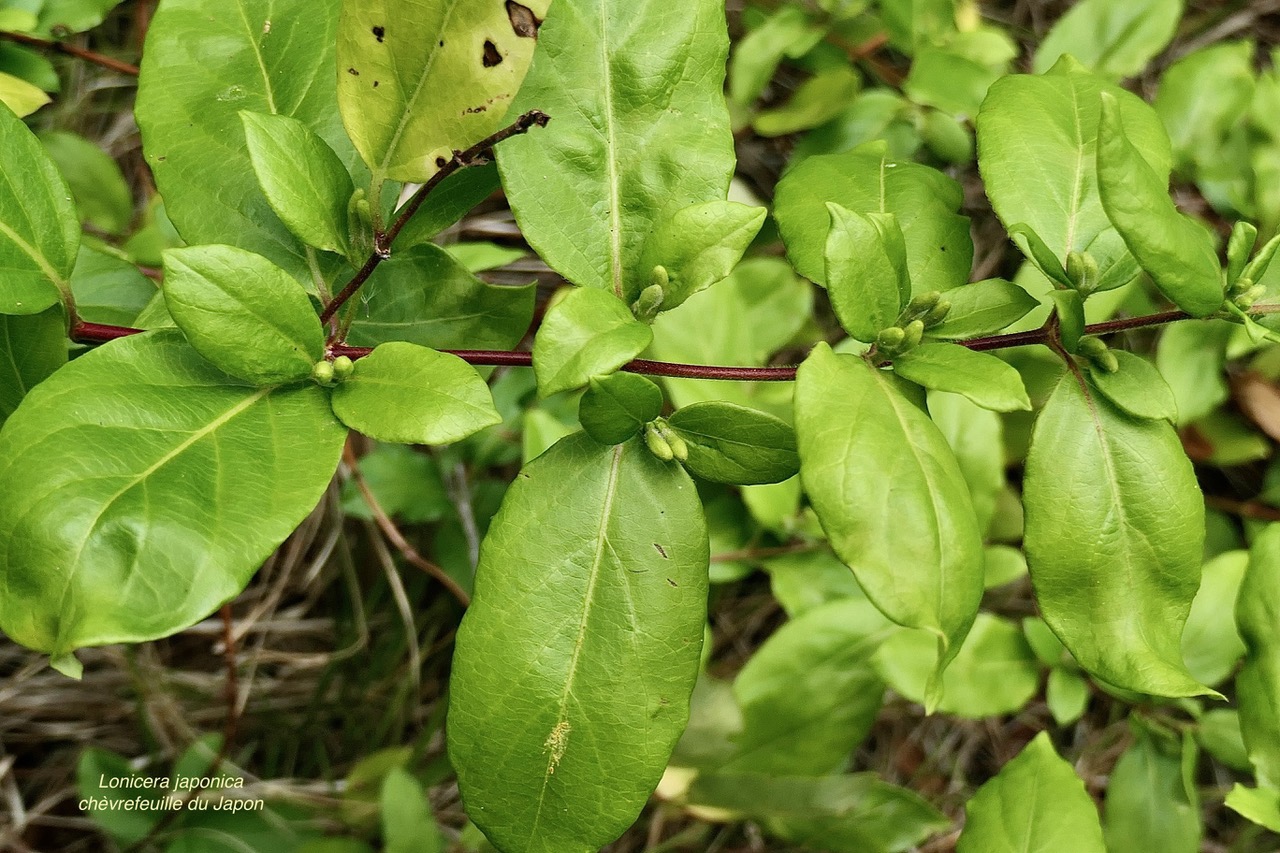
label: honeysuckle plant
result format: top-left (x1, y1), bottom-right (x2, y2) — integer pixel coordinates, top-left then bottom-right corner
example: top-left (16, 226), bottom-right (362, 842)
top-left (6, 0), bottom-right (1280, 850)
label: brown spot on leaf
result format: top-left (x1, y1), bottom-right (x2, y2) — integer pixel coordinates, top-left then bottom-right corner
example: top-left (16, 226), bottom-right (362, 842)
top-left (373, 80), bottom-right (379, 88)
top-left (666, 578), bottom-right (677, 587)
top-left (372, 25), bottom-right (385, 42)
top-left (482, 40), bottom-right (503, 67)
top-left (506, 1), bottom-right (541, 38)
top-left (435, 157), bottom-right (447, 168)
top-left (347, 67), bottom-right (359, 75)
top-left (654, 543), bottom-right (668, 559)
top-left (463, 105), bottom-right (489, 114)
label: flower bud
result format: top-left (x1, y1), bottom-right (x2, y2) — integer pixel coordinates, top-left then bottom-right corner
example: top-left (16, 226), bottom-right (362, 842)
top-left (311, 360), bottom-right (335, 386)
top-left (1066, 251), bottom-right (1100, 295)
top-left (332, 356), bottom-right (355, 381)
top-left (876, 326), bottom-right (906, 352)
top-left (632, 277), bottom-right (666, 322)
top-left (657, 421), bottom-right (689, 463)
top-left (901, 319), bottom-right (925, 350)
top-left (644, 422), bottom-right (675, 462)
top-left (923, 299), bottom-right (952, 328)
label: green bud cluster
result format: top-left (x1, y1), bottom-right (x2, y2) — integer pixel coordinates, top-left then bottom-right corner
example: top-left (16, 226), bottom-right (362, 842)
top-left (643, 418), bottom-right (688, 463)
top-left (1228, 275), bottom-right (1264, 310)
top-left (346, 188), bottom-right (375, 263)
top-left (631, 272), bottom-right (667, 322)
top-left (1077, 336), bottom-right (1118, 374)
top-left (876, 319), bottom-right (926, 356)
top-left (1065, 251), bottom-right (1100, 296)
top-left (877, 291), bottom-right (951, 356)
top-left (312, 356), bottom-right (355, 387)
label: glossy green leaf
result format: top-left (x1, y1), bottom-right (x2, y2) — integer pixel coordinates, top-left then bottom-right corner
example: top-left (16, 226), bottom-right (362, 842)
top-left (532, 288), bottom-right (652, 397)
top-left (0, 306), bottom-right (65, 426)
top-left (1008, 224), bottom-right (1072, 289)
top-left (497, 0), bottom-right (735, 301)
top-left (686, 772), bottom-right (948, 853)
top-left (764, 549), bottom-right (864, 618)
top-left (136, 0), bottom-right (357, 283)
top-left (336, 0), bottom-right (547, 185)
top-left (927, 278), bottom-right (1040, 340)
top-left (874, 614), bottom-right (1040, 718)
top-left (579, 373), bottom-right (663, 445)
top-left (241, 111), bottom-right (355, 257)
top-left (1226, 785), bottom-right (1280, 833)
top-left (0, 101), bottom-right (77, 315)
top-left (348, 243), bottom-right (534, 352)
top-left (0, 42), bottom-right (59, 93)
top-left (0, 70), bottom-right (49, 116)
top-left (638, 201), bottom-right (766, 311)
top-left (1237, 524), bottom-right (1280, 788)
top-left (380, 768), bottom-right (443, 853)
top-left (0, 331), bottom-right (347, 656)
top-left (1034, 0), bottom-right (1181, 79)
top-left (1097, 92), bottom-right (1224, 317)
top-left (795, 343), bottom-right (983, 686)
top-left (893, 343), bottom-right (1031, 412)
top-left (40, 131), bottom-right (133, 235)
top-left (1103, 728), bottom-right (1201, 853)
top-left (668, 401), bottom-right (799, 486)
top-left (928, 391), bottom-right (1005, 535)
top-left (332, 342), bottom-right (500, 445)
top-left (958, 733), bottom-right (1105, 853)
top-left (976, 58), bottom-right (1171, 280)
top-left (1023, 372), bottom-right (1211, 697)
top-left (754, 65), bottom-right (860, 137)
top-left (1087, 349), bottom-right (1178, 422)
top-left (449, 434), bottom-right (709, 853)
top-left (35, 0), bottom-right (124, 36)
top-left (904, 46), bottom-right (1005, 118)
top-left (163, 245), bottom-right (323, 386)
top-left (70, 246), bottom-right (156, 327)
top-left (1180, 550), bottom-right (1247, 688)
top-left (723, 598), bottom-right (891, 775)
top-left (825, 204), bottom-right (908, 341)
top-left (774, 144), bottom-right (971, 293)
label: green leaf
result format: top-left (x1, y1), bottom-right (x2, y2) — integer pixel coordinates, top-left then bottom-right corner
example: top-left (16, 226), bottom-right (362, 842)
top-left (892, 343), bottom-right (1031, 412)
top-left (668, 402), bottom-right (799, 485)
top-left (340, 444), bottom-right (449, 523)
top-left (1047, 668), bottom-right (1090, 725)
top-left (1097, 92), bottom-right (1224, 316)
top-left (1023, 371), bottom-right (1212, 697)
top-left (241, 111), bottom-right (355, 256)
top-left (723, 598), bottom-right (890, 775)
top-left (0, 306), bottom-right (65, 426)
top-left (532, 288), bottom-right (653, 397)
top-left (873, 613), bottom-right (1040, 718)
top-left (904, 46), bottom-right (1006, 118)
top-left (1008, 224), bottom-right (1072, 289)
top-left (0, 70), bottom-right (49, 116)
top-left (0, 102), bottom-right (77, 314)
top-left (390, 163), bottom-right (502, 249)
top-left (163, 245), bottom-right (324, 386)
top-left (825, 205), bottom-right (909, 341)
top-left (1087, 349), bottom-right (1178, 422)
top-left (726, 6), bottom-right (826, 121)
top-left (336, 0), bottom-right (547, 185)
top-left (754, 65), bottom-right (861, 137)
top-left (0, 331), bottom-right (346, 656)
top-left (1198, 709), bottom-right (1252, 773)
top-left (775, 145), bottom-right (972, 293)
top-left (795, 343), bottom-right (983, 687)
top-left (35, 0), bottom-right (125, 36)
top-left (957, 733), bottom-right (1105, 853)
top-left (638, 201), bottom-right (766, 311)
top-left (1034, 0), bottom-right (1181, 79)
top-left (449, 434), bottom-right (709, 853)
top-left (380, 768), bottom-right (443, 853)
top-left (927, 278), bottom-right (1040, 339)
top-left (1227, 221), bottom-right (1259, 287)
top-left (77, 748), bottom-right (164, 845)
top-left (136, 0), bottom-right (358, 283)
top-left (579, 373), bottom-right (663, 445)
top-left (331, 342), bottom-right (500, 445)
top-left (1180, 550), bottom-right (1247, 688)
top-left (1155, 320), bottom-right (1232, 425)
top-left (976, 58), bottom-right (1172, 280)
top-left (70, 246), bottom-right (156, 326)
top-left (1103, 728), bottom-right (1201, 853)
top-left (928, 391), bottom-right (1005, 536)
top-left (1048, 290), bottom-right (1085, 352)
top-left (348, 244), bottom-right (534, 352)
top-left (40, 131), bottom-right (133, 235)
top-left (764, 549), bottom-right (864, 618)
top-left (497, 0), bottom-right (735, 301)
top-left (1237, 524), bottom-right (1280, 788)
top-left (686, 772), bottom-right (948, 853)
top-left (1226, 785), bottom-right (1280, 833)
top-left (1154, 41), bottom-right (1256, 175)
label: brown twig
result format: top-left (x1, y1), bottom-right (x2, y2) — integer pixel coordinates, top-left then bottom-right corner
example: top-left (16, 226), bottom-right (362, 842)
top-left (342, 444), bottom-right (471, 607)
top-left (319, 110), bottom-right (551, 328)
top-left (0, 30), bottom-right (139, 76)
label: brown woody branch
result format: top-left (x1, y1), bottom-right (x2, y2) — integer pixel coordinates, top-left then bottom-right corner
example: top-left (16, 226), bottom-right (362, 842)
top-left (0, 30), bottom-right (139, 76)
